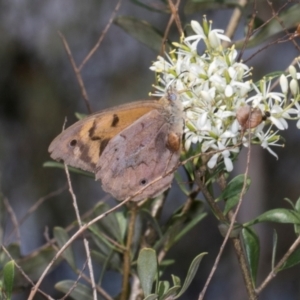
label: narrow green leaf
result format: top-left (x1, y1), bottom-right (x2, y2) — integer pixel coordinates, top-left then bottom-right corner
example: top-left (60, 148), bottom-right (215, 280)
top-left (223, 195), bottom-right (240, 215)
top-left (43, 161), bottom-right (94, 177)
top-left (294, 197), bottom-right (300, 235)
top-left (284, 197), bottom-right (295, 209)
top-left (295, 197), bottom-right (300, 212)
top-left (157, 281), bottom-right (170, 297)
top-left (137, 248), bottom-right (158, 296)
top-left (92, 202), bottom-right (123, 243)
top-left (53, 227), bottom-right (76, 270)
top-left (140, 209), bottom-right (163, 239)
top-left (132, 212), bottom-right (143, 258)
top-left (89, 223), bottom-right (117, 253)
top-left (175, 172), bottom-right (190, 196)
top-left (172, 211), bottom-right (207, 245)
top-left (242, 228), bottom-right (259, 286)
top-left (114, 16), bottom-right (166, 52)
top-left (171, 274), bottom-right (181, 287)
top-left (91, 250), bottom-right (121, 272)
top-left (55, 280), bottom-right (93, 300)
top-left (174, 253), bottom-right (207, 298)
top-left (244, 209), bottom-right (300, 227)
top-left (279, 248), bottom-right (300, 271)
top-left (74, 112), bottom-right (87, 120)
top-left (217, 174), bottom-right (251, 202)
top-left (3, 260), bottom-right (15, 300)
top-left (157, 200), bottom-right (206, 250)
top-left (116, 212), bottom-right (128, 240)
top-left (16, 246), bottom-right (60, 285)
top-left (218, 222), bottom-right (242, 238)
top-left (272, 230), bottom-right (278, 270)
top-left (161, 286), bottom-right (181, 300)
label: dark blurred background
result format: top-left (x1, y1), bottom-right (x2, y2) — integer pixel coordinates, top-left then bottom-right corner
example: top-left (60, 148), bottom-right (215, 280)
top-left (1, 0), bottom-right (300, 299)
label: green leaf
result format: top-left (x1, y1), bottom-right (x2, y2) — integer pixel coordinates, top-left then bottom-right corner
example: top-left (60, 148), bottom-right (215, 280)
top-left (3, 260), bottom-right (15, 300)
top-left (284, 197), bottom-right (295, 209)
top-left (116, 212), bottom-right (128, 241)
top-left (53, 227), bottom-right (76, 270)
top-left (171, 274), bottom-right (181, 287)
top-left (91, 249), bottom-right (121, 272)
top-left (55, 280), bottom-right (93, 300)
top-left (92, 202), bottom-right (123, 243)
top-left (74, 112), bottom-right (87, 120)
top-left (235, 4), bottom-right (300, 48)
top-left (140, 209), bottom-right (163, 239)
top-left (175, 172), bottom-right (190, 196)
top-left (218, 222), bottom-right (242, 238)
top-left (217, 174), bottom-right (251, 202)
top-left (160, 259), bottom-right (175, 267)
top-left (174, 252), bottom-right (207, 298)
top-left (244, 209), bottom-right (300, 227)
top-left (137, 248), bottom-right (158, 296)
top-left (241, 228), bottom-right (259, 286)
top-left (217, 174), bottom-right (250, 214)
top-left (172, 210), bottom-right (207, 245)
top-left (272, 230), bottom-right (278, 270)
top-left (43, 161), bottom-right (94, 178)
top-left (295, 197), bottom-right (300, 212)
top-left (89, 224), bottom-right (116, 254)
top-left (156, 200), bottom-right (206, 250)
top-left (223, 195), bottom-right (240, 215)
top-left (114, 16), bottom-right (167, 52)
top-left (161, 286), bottom-right (181, 299)
top-left (131, 212), bottom-right (143, 258)
top-left (157, 281), bottom-right (170, 297)
top-left (16, 246), bottom-right (60, 286)
top-left (294, 197), bottom-right (300, 235)
top-left (279, 247), bottom-right (300, 271)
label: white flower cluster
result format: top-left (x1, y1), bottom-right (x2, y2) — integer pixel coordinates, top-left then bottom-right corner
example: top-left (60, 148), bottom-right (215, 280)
top-left (150, 18), bottom-right (300, 172)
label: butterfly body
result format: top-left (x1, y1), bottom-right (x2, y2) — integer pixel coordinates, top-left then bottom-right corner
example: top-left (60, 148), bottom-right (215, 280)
top-left (49, 94), bottom-right (184, 201)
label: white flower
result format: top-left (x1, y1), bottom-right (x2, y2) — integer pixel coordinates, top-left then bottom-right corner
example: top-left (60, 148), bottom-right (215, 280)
top-left (280, 74), bottom-right (288, 94)
top-left (150, 18), bottom-right (300, 173)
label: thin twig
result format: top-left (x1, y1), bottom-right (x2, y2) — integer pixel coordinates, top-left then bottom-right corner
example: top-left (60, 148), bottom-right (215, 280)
top-left (58, 31), bottom-right (92, 114)
top-left (64, 163), bottom-right (97, 300)
top-left (3, 197), bottom-right (20, 245)
top-left (160, 0), bottom-right (182, 54)
top-left (79, 0), bottom-right (123, 71)
top-left (5, 185), bottom-right (67, 245)
top-left (237, 0), bottom-right (257, 61)
top-left (198, 136), bottom-right (256, 299)
top-left (59, 260), bottom-right (88, 300)
top-left (28, 170), bottom-right (173, 300)
top-left (256, 233), bottom-right (300, 294)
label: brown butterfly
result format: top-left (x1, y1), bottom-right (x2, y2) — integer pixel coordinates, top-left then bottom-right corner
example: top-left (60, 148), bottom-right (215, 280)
top-left (48, 93), bottom-right (184, 201)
